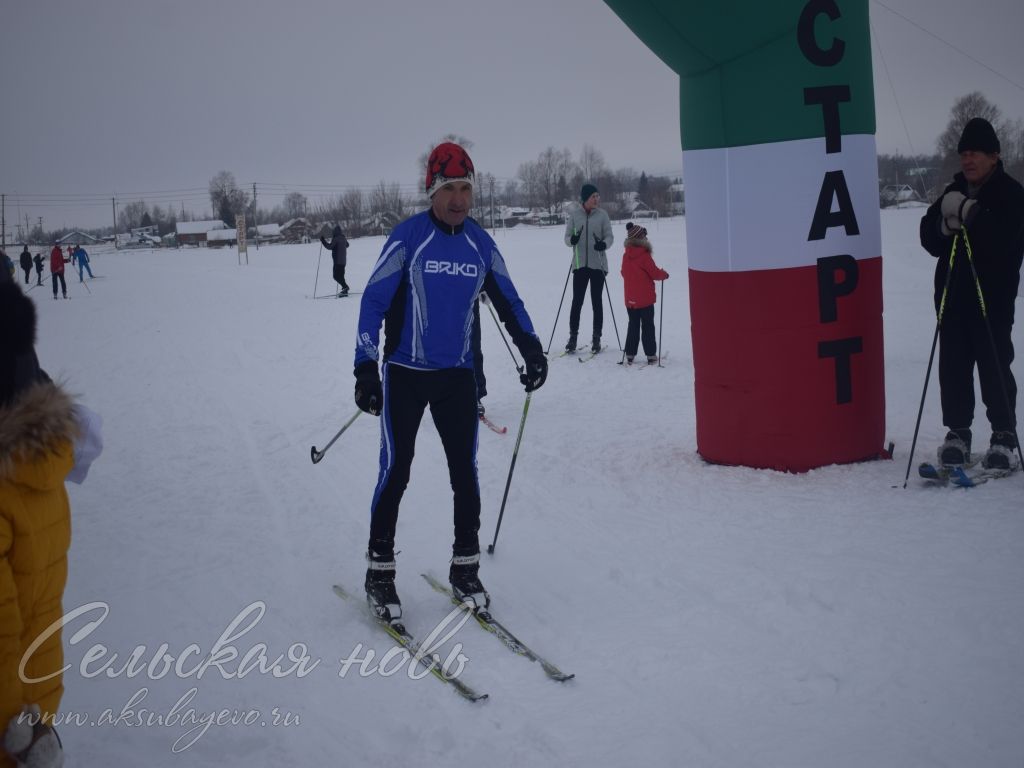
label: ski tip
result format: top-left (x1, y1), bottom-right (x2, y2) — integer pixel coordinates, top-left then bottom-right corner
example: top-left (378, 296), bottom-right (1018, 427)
top-left (332, 584), bottom-right (351, 599)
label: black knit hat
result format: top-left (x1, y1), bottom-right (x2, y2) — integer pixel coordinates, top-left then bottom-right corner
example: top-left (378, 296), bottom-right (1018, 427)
top-left (957, 117), bottom-right (1000, 154)
top-left (580, 183), bottom-right (598, 203)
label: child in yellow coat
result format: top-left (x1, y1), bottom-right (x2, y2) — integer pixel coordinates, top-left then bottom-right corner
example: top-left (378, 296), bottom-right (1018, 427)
top-left (1, 281), bottom-right (100, 768)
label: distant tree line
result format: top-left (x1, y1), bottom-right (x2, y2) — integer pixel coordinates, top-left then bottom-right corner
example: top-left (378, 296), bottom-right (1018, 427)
top-left (24, 92), bottom-right (1024, 243)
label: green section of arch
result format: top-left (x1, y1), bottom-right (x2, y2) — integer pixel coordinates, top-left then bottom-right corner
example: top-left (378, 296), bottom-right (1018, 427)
top-left (603, 0), bottom-right (875, 150)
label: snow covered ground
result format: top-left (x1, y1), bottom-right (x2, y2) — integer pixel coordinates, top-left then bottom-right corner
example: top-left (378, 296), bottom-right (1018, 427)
top-left (28, 208), bottom-right (1024, 766)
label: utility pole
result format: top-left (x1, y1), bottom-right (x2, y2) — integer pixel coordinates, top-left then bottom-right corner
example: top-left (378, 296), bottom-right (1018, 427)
top-left (112, 197), bottom-right (118, 249)
top-left (37, 217), bottom-right (42, 245)
top-left (1, 193), bottom-right (5, 248)
top-left (252, 182), bottom-right (259, 250)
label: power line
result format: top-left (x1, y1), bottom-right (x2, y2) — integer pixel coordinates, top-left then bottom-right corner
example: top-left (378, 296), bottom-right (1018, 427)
top-left (871, 0), bottom-right (1024, 93)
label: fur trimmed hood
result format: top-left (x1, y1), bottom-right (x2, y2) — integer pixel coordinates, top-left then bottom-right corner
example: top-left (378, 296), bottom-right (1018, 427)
top-left (624, 236), bottom-right (652, 253)
top-left (0, 380), bottom-right (78, 482)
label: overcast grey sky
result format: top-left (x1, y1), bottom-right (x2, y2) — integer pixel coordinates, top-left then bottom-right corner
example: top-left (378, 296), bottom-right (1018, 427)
top-left (2, 0), bottom-right (1022, 231)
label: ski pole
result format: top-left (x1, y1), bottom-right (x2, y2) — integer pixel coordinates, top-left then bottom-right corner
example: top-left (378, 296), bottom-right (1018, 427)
top-left (483, 296), bottom-right (524, 373)
top-left (903, 233), bottom-right (959, 488)
top-left (657, 279), bottom-right (665, 367)
top-left (312, 243), bottom-right (323, 299)
top-left (487, 392), bottom-right (532, 555)
top-left (311, 409), bottom-right (362, 464)
top-left (545, 255), bottom-right (574, 355)
top-left (962, 226), bottom-right (1024, 468)
top-left (603, 275), bottom-right (622, 351)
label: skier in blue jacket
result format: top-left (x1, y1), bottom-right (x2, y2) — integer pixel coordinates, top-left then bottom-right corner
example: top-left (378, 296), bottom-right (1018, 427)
top-left (72, 245), bottom-right (94, 281)
top-left (352, 142), bottom-right (547, 623)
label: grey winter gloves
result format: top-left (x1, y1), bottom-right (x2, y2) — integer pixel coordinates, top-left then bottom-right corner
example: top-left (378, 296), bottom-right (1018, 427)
top-left (940, 190), bottom-right (977, 235)
top-left (354, 361), bottom-right (383, 415)
top-left (4, 705), bottom-right (63, 768)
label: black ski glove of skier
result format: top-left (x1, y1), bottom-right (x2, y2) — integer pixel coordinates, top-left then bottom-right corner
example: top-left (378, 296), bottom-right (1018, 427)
top-left (354, 361), bottom-right (383, 415)
top-left (569, 231), bottom-right (580, 246)
top-left (519, 349), bottom-right (548, 393)
top-left (593, 237), bottom-right (607, 252)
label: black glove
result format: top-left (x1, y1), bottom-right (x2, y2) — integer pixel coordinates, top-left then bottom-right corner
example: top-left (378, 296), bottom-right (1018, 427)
top-left (593, 238), bottom-right (607, 252)
top-left (354, 361), bottom-right (383, 415)
top-left (519, 350), bottom-right (548, 393)
top-left (569, 232), bottom-right (581, 246)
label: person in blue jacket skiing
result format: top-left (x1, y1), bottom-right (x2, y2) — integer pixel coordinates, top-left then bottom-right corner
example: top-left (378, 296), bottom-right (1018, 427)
top-left (72, 245), bottom-right (94, 281)
top-left (352, 142), bottom-right (547, 623)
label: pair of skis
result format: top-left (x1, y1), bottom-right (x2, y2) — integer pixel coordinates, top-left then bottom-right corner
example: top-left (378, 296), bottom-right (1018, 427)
top-left (917, 461), bottom-right (1017, 487)
top-left (333, 575), bottom-right (573, 702)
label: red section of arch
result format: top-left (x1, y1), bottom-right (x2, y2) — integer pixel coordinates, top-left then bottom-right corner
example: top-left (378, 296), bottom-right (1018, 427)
top-left (689, 257), bottom-right (885, 472)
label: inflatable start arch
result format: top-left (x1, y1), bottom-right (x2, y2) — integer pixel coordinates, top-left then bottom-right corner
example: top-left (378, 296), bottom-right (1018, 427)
top-left (605, 0), bottom-right (886, 472)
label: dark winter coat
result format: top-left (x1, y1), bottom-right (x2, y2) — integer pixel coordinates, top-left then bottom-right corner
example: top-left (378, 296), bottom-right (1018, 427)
top-left (321, 226), bottom-right (349, 268)
top-left (33, 254), bottom-right (44, 273)
top-left (920, 161), bottom-right (1024, 327)
top-left (19, 248), bottom-right (32, 272)
top-left (621, 238), bottom-right (668, 309)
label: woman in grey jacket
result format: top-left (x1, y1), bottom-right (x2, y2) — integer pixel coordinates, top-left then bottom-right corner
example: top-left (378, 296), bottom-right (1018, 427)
top-left (563, 183), bottom-right (614, 353)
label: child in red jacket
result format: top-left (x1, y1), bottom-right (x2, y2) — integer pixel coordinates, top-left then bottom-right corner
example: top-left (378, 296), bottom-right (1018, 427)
top-left (620, 222), bottom-right (668, 364)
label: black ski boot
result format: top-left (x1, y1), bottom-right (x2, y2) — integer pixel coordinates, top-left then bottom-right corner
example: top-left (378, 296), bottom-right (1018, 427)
top-left (591, 335), bottom-right (601, 354)
top-left (565, 333), bottom-right (578, 352)
top-left (365, 548), bottom-right (402, 629)
top-left (938, 428), bottom-right (971, 466)
top-left (450, 550), bottom-right (489, 612)
top-left (983, 430), bottom-right (1017, 470)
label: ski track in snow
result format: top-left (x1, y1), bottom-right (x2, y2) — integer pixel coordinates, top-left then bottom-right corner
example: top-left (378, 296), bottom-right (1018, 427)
top-left (28, 210), bottom-right (1024, 767)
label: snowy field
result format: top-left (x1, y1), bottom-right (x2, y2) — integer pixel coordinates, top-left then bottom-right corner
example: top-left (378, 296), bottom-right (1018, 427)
top-left (27, 208), bottom-right (1024, 767)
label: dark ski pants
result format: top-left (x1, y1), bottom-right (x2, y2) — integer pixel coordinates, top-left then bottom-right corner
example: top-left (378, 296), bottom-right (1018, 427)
top-left (368, 364), bottom-right (481, 557)
top-left (51, 273), bottom-right (66, 297)
top-left (624, 305), bottom-right (657, 358)
top-left (22, 266), bottom-right (31, 284)
top-left (939, 311), bottom-right (1016, 432)
top-left (568, 267), bottom-right (605, 341)
top-left (78, 262), bottom-right (94, 280)
top-left (332, 263), bottom-right (348, 292)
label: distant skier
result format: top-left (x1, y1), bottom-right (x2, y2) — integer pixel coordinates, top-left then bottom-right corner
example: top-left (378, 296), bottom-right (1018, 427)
top-left (563, 183), bottom-right (614, 353)
top-left (320, 225), bottom-right (350, 297)
top-left (620, 222), bottom-right (668, 365)
top-left (352, 142), bottom-right (547, 625)
top-left (73, 245), bottom-right (94, 281)
top-left (33, 253), bottom-right (44, 286)
top-left (49, 243), bottom-right (67, 299)
top-left (19, 245), bottom-right (32, 285)
top-left (920, 117), bottom-right (1024, 470)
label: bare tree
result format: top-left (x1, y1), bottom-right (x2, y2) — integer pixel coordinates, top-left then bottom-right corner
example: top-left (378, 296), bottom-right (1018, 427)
top-left (118, 200), bottom-right (148, 231)
top-left (578, 144), bottom-right (607, 183)
top-left (339, 189), bottom-right (366, 232)
top-left (370, 181), bottom-right (405, 225)
top-left (208, 171), bottom-right (250, 225)
top-left (533, 147), bottom-right (576, 214)
top-left (283, 192), bottom-right (309, 221)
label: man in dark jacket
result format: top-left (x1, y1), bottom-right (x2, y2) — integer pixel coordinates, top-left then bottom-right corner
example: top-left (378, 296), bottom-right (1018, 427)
top-left (320, 225), bottom-right (350, 297)
top-left (18, 246), bottom-right (32, 285)
top-left (920, 117), bottom-right (1024, 470)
